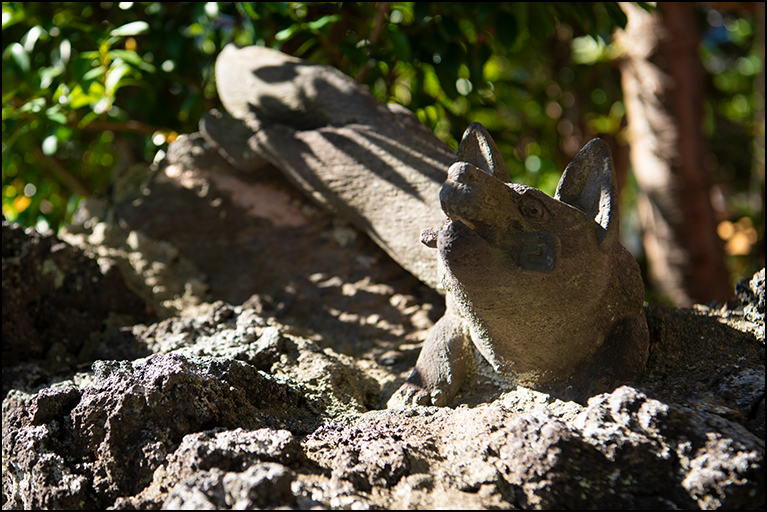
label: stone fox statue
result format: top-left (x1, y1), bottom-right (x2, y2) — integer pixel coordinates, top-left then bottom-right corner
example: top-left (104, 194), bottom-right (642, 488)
top-left (211, 46), bottom-right (648, 407)
top-left (388, 123), bottom-right (650, 407)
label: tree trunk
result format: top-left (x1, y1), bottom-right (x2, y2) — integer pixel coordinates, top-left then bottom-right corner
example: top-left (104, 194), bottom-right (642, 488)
top-left (616, 2), bottom-right (732, 306)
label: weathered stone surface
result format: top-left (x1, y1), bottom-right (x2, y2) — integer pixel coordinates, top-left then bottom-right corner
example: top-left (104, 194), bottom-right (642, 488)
top-left (734, 267), bottom-right (765, 343)
top-left (165, 130), bottom-right (233, 173)
top-left (118, 428), bottom-right (303, 509)
top-left (161, 463), bottom-right (297, 510)
top-left (3, 180), bottom-right (763, 510)
top-left (59, 152), bottom-right (443, 363)
top-left (306, 386), bottom-right (763, 509)
top-left (1, 221), bottom-right (148, 396)
top-left (2, 351), bottom-right (316, 509)
top-left (199, 109), bottom-right (272, 173)
top-left (214, 44), bottom-right (453, 291)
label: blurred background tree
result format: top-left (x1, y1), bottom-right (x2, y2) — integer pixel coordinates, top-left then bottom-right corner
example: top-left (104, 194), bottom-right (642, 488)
top-left (2, 2), bottom-right (763, 305)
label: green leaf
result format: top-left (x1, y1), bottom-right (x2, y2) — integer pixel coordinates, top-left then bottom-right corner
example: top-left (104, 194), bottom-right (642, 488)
top-left (110, 21), bottom-right (150, 37)
top-left (19, 97), bottom-right (46, 113)
top-left (2, 106), bottom-right (17, 121)
top-left (2, 89), bottom-right (18, 104)
top-left (69, 82), bottom-right (104, 109)
top-left (39, 65), bottom-right (64, 89)
top-left (46, 111), bottom-right (69, 125)
top-left (307, 15), bottom-right (339, 33)
top-left (388, 26), bottom-right (411, 62)
top-left (45, 105), bottom-right (68, 125)
top-left (56, 126), bottom-right (74, 141)
top-left (109, 50), bottom-right (156, 72)
top-left (294, 37), bottom-right (319, 58)
top-left (83, 67), bottom-right (105, 80)
top-left (78, 110), bottom-right (100, 128)
top-left (78, 50), bottom-right (100, 61)
top-left (8, 43), bottom-right (30, 72)
top-left (275, 23), bottom-right (301, 42)
top-left (2, 4), bottom-right (26, 30)
top-left (105, 62), bottom-right (130, 94)
top-left (240, 2), bottom-right (260, 20)
top-left (22, 25), bottom-right (45, 53)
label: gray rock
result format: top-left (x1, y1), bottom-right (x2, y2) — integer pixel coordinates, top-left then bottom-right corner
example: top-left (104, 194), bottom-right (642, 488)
top-left (2, 206), bottom-right (763, 510)
top-left (2, 352), bottom-right (313, 508)
top-left (199, 109), bottom-right (272, 173)
top-left (165, 131), bottom-right (232, 172)
top-left (1, 221), bottom-right (148, 394)
top-left (144, 429), bottom-right (301, 509)
top-left (306, 386), bottom-right (764, 509)
top-left (160, 464), bottom-right (297, 510)
top-left (736, 267), bottom-right (765, 343)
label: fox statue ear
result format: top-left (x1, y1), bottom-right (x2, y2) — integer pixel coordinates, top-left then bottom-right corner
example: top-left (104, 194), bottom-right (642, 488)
top-left (455, 122), bottom-right (510, 183)
top-left (555, 139), bottom-right (619, 247)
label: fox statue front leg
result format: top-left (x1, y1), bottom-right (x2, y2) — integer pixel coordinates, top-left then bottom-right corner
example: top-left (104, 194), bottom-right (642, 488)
top-left (387, 296), bottom-right (472, 408)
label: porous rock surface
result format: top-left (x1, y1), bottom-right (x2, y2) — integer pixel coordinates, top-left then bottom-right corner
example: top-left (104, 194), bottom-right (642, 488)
top-left (2, 222), bottom-right (148, 391)
top-left (3, 130), bottom-right (765, 509)
top-left (3, 150), bottom-right (764, 509)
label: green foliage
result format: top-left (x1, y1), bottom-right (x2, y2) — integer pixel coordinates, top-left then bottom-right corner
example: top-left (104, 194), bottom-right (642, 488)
top-left (2, 1), bottom-right (762, 287)
top-left (2, 2), bottom-right (251, 231)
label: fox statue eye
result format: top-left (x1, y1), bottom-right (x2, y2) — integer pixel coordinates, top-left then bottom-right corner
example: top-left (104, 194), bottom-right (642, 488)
top-left (520, 197), bottom-right (545, 220)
